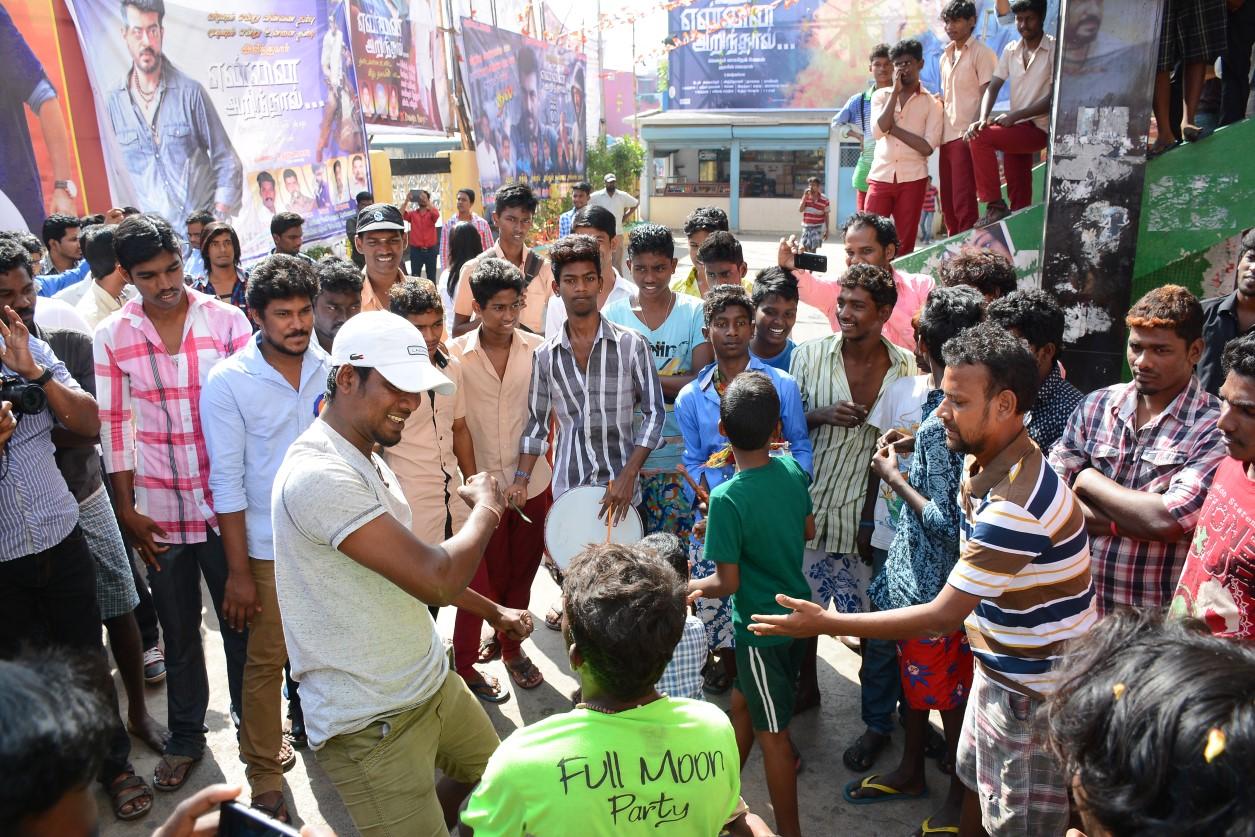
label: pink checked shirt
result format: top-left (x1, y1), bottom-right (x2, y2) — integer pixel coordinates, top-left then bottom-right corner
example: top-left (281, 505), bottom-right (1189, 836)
top-left (794, 267), bottom-right (935, 351)
top-left (94, 288), bottom-right (252, 543)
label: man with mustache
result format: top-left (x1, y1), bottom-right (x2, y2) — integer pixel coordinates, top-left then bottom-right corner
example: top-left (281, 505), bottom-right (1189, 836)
top-left (1049, 285), bottom-right (1226, 616)
top-left (94, 214), bottom-right (252, 795)
top-left (1197, 229), bottom-right (1255, 396)
top-left (200, 255), bottom-right (328, 822)
top-left (105, 0), bottom-right (242, 231)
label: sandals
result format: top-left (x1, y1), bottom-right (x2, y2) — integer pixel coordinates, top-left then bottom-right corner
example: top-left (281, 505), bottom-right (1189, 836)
top-left (107, 770), bottom-right (153, 821)
top-left (279, 737), bottom-right (297, 772)
top-left (841, 774), bottom-right (929, 805)
top-left (842, 729), bottom-right (890, 772)
top-left (153, 753), bottom-right (200, 792)
top-left (252, 793), bottom-right (291, 824)
top-left (544, 606), bottom-right (563, 632)
top-left (478, 635), bottom-right (502, 663)
top-left (505, 654), bottom-right (544, 689)
top-left (465, 671), bottom-right (510, 704)
top-left (917, 817), bottom-right (960, 835)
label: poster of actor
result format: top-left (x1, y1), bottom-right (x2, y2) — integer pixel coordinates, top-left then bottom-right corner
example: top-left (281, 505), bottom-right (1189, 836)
top-left (67, 0), bottom-right (368, 260)
top-left (89, 0), bottom-right (242, 231)
top-left (0, 1), bottom-right (107, 235)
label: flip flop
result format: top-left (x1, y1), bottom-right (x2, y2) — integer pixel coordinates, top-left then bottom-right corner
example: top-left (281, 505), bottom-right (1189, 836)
top-left (478, 635), bottom-right (502, 663)
top-left (153, 753), bottom-right (200, 792)
top-left (918, 817), bottom-right (959, 834)
top-left (842, 774), bottom-right (929, 806)
top-left (544, 606), bottom-right (563, 631)
top-left (465, 672), bottom-right (510, 704)
top-left (505, 654), bottom-right (544, 689)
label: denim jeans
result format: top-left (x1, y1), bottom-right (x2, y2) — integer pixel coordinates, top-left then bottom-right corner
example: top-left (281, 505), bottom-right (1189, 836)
top-left (0, 526), bottom-right (133, 783)
top-left (860, 547), bottom-right (902, 735)
top-left (409, 245), bottom-right (439, 281)
top-left (146, 530), bottom-right (247, 757)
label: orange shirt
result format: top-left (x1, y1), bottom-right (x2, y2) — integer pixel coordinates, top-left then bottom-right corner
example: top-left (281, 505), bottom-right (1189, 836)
top-left (452, 243), bottom-right (554, 336)
top-left (870, 87), bottom-right (943, 184)
top-left (940, 38), bottom-right (998, 143)
top-left (359, 268), bottom-right (413, 313)
top-left (451, 327), bottom-right (553, 498)
top-left (381, 352), bottom-right (470, 544)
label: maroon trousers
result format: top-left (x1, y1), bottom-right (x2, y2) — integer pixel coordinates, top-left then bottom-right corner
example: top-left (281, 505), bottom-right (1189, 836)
top-left (939, 138), bottom-right (978, 235)
top-left (452, 489), bottom-right (553, 674)
top-left (969, 122), bottom-right (1049, 210)
top-left (865, 176), bottom-right (929, 255)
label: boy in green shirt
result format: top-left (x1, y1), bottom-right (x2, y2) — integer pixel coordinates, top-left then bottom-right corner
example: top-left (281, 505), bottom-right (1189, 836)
top-left (462, 543), bottom-right (748, 836)
top-left (688, 371), bottom-right (814, 837)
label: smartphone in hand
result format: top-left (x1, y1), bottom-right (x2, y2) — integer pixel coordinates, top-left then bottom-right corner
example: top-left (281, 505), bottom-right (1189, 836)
top-left (218, 801), bottom-right (301, 837)
top-left (794, 251), bottom-right (827, 273)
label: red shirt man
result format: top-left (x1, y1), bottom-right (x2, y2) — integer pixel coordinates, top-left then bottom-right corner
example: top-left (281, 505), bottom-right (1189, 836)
top-left (403, 190), bottom-right (441, 281)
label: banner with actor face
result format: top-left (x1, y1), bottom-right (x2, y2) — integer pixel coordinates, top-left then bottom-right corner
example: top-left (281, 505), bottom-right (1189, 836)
top-left (65, 0), bottom-right (368, 262)
top-left (460, 18), bottom-right (586, 211)
top-left (348, 0), bottom-right (449, 132)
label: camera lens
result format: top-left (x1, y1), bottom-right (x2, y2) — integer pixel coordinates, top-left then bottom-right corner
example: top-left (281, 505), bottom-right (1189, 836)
top-left (16, 385), bottom-right (47, 415)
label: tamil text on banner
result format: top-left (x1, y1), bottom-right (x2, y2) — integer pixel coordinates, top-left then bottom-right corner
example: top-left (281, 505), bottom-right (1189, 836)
top-left (65, 0), bottom-right (368, 263)
top-left (348, 0), bottom-right (449, 132)
top-left (0, 0), bottom-right (108, 235)
top-left (667, 0), bottom-right (1032, 110)
top-left (460, 18), bottom-right (586, 210)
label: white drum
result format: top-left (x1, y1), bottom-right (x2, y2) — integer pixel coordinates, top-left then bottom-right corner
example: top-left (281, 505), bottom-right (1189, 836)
top-left (544, 485), bottom-right (644, 571)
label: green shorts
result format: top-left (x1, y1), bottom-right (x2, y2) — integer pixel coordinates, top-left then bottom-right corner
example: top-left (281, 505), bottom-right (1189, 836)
top-left (735, 640), bottom-right (804, 733)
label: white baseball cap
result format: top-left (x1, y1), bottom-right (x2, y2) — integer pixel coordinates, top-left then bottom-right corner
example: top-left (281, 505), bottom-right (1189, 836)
top-left (330, 311), bottom-right (455, 395)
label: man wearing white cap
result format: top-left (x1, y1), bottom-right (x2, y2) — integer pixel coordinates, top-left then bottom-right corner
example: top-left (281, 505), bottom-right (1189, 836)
top-left (590, 173), bottom-right (638, 275)
top-left (272, 310), bottom-right (513, 836)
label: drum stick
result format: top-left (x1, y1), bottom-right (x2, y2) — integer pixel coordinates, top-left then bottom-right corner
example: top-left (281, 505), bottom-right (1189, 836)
top-left (509, 499), bottom-right (533, 524)
top-left (676, 464), bottom-right (709, 505)
top-left (605, 480), bottom-right (614, 543)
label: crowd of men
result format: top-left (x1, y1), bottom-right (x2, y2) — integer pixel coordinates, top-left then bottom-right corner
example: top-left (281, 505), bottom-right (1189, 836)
top-left (1, 164), bottom-right (1254, 837)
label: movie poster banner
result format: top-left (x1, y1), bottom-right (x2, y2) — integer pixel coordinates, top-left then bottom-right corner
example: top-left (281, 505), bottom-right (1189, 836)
top-left (0, 1), bottom-right (108, 235)
top-left (460, 18), bottom-right (586, 210)
top-left (348, 0), bottom-right (449, 131)
top-left (667, 0), bottom-right (1032, 110)
top-left (65, 0), bottom-right (369, 262)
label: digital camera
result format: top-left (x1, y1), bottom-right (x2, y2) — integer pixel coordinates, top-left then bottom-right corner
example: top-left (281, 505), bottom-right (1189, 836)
top-left (0, 375), bottom-right (48, 415)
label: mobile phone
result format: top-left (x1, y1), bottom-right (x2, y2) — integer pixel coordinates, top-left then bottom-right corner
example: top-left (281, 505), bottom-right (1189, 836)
top-left (218, 801), bottom-right (301, 837)
top-left (794, 251), bottom-right (827, 272)
top-left (407, 189), bottom-right (421, 203)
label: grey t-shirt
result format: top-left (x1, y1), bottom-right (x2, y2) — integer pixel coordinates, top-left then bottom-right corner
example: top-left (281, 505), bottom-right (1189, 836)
top-left (272, 419), bottom-right (448, 748)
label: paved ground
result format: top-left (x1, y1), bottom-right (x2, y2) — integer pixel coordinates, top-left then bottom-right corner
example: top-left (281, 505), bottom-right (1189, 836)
top-left (98, 237), bottom-right (942, 836)
top-left (101, 567), bottom-right (950, 837)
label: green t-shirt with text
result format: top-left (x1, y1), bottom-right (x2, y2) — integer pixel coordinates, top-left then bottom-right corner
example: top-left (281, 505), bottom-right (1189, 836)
top-left (703, 455), bottom-right (812, 647)
top-left (461, 697), bottom-right (740, 836)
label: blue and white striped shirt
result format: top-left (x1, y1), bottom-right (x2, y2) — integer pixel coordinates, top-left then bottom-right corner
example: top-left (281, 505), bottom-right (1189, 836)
top-left (0, 337), bottom-right (83, 560)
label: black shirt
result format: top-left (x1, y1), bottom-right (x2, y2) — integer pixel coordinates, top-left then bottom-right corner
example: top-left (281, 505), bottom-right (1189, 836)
top-left (34, 324), bottom-right (102, 502)
top-left (1198, 292), bottom-right (1255, 395)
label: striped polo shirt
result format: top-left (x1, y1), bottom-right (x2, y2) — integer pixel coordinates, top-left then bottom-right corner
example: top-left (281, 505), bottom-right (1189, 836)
top-left (947, 430), bottom-right (1096, 698)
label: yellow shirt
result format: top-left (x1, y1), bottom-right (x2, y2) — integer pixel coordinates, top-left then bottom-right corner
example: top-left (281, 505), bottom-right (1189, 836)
top-left (669, 266), bottom-right (755, 299)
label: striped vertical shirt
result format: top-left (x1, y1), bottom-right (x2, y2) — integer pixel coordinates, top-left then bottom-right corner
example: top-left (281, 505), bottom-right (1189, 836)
top-left (948, 430), bottom-right (1096, 698)
top-left (0, 337), bottom-right (83, 560)
top-left (521, 316), bottom-right (666, 501)
top-left (1047, 377), bottom-right (1224, 613)
top-left (789, 334), bottom-right (916, 554)
top-left (94, 287), bottom-right (253, 543)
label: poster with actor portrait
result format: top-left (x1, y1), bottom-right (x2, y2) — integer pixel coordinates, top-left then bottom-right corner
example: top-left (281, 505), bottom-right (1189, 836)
top-left (65, 0), bottom-right (367, 261)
